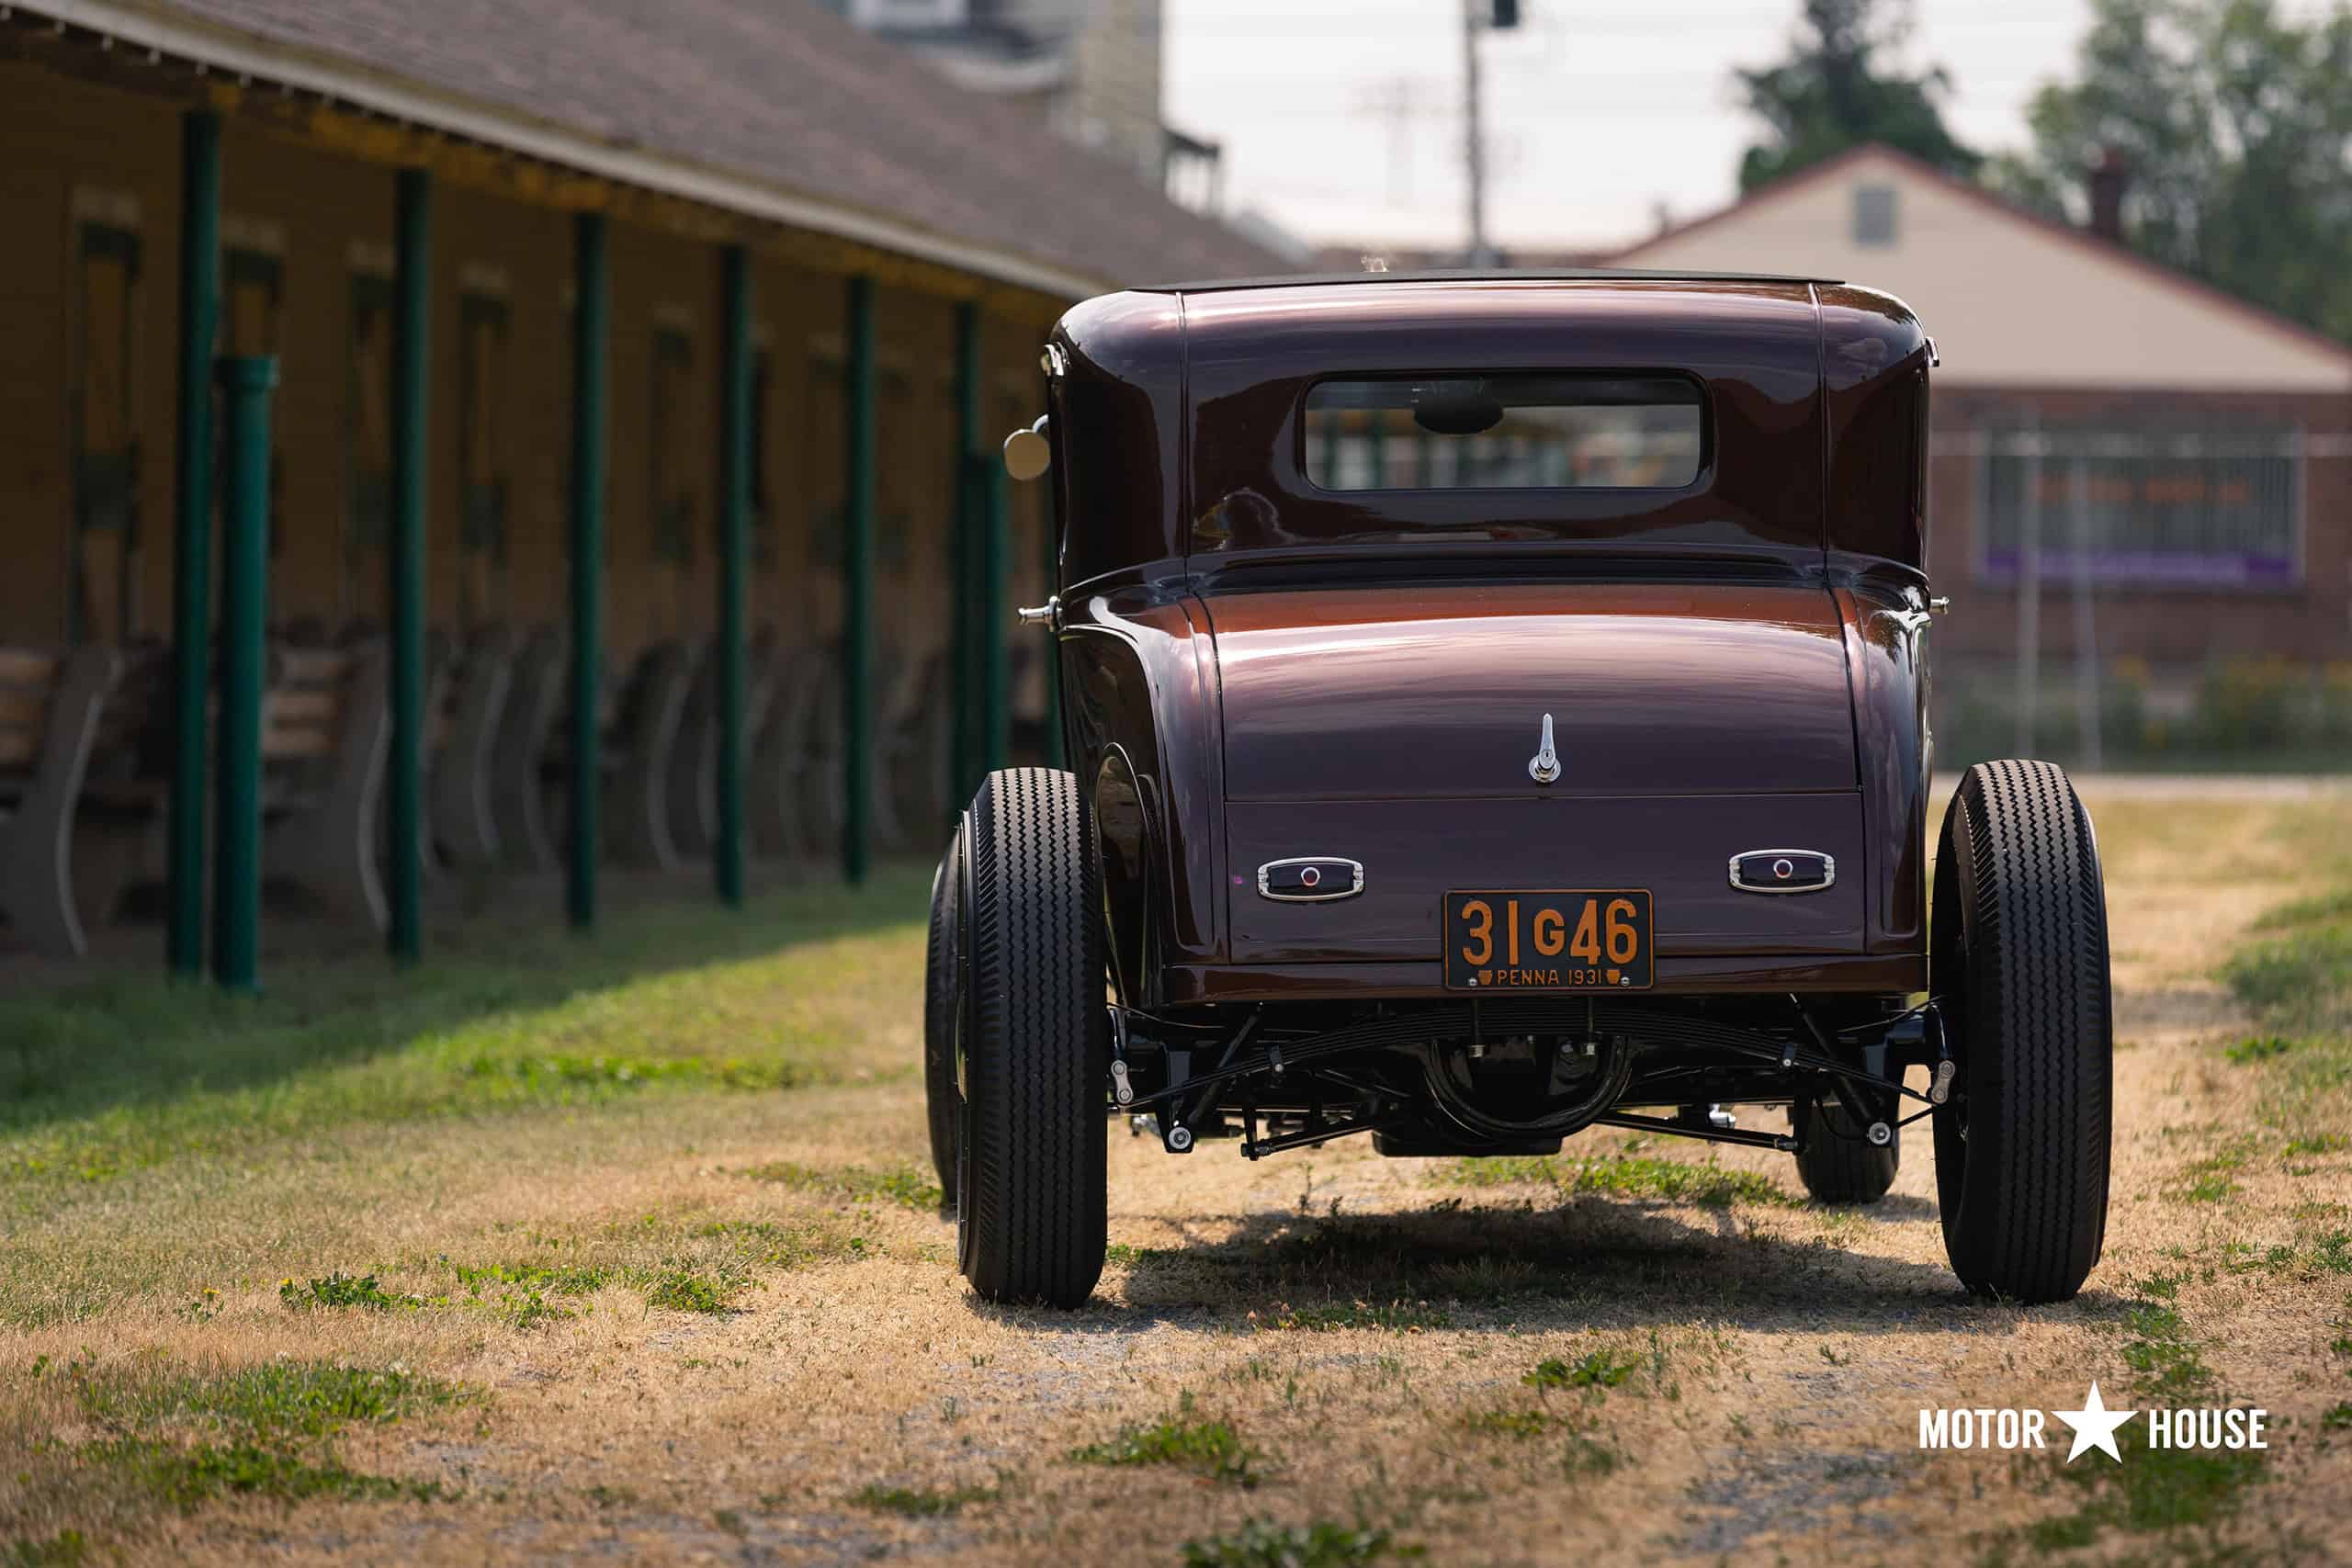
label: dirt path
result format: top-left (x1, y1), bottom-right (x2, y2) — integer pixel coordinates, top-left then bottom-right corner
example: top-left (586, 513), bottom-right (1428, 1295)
top-left (6, 782), bottom-right (2348, 1566)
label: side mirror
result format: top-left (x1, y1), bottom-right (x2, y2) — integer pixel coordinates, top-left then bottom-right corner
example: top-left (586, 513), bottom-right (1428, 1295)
top-left (1003, 415), bottom-right (1051, 481)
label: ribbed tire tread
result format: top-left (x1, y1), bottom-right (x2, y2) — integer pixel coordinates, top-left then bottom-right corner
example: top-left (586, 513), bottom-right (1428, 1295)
top-left (1932, 760), bottom-right (2113, 1303)
top-left (958, 768), bottom-right (1107, 1307)
top-left (1794, 1104), bottom-right (1899, 1204)
top-left (921, 828), bottom-right (962, 1209)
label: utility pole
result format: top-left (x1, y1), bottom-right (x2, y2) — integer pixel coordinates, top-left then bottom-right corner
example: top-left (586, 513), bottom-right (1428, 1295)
top-left (1462, 0), bottom-right (1492, 265)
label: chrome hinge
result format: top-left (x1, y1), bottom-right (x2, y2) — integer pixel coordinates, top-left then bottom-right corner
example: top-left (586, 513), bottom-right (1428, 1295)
top-left (1016, 594), bottom-right (1059, 630)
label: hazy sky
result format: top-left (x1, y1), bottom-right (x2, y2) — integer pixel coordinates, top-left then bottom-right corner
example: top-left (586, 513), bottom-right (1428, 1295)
top-left (1159, 1), bottom-right (2309, 254)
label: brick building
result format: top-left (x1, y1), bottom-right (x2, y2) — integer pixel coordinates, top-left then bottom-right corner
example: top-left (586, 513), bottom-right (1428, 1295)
top-left (1613, 144), bottom-right (2352, 758)
top-left (0, 0), bottom-right (1283, 962)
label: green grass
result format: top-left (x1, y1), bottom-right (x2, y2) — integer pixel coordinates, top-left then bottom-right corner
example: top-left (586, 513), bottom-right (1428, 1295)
top-left (850, 1482), bottom-right (998, 1517)
top-left (84, 1438), bottom-right (447, 1510)
top-left (69, 1358), bottom-right (474, 1441)
top-left (1180, 1519), bottom-right (1417, 1568)
top-left (1, 1532), bottom-right (88, 1567)
top-left (1437, 1151), bottom-right (1797, 1209)
top-left (737, 1159), bottom-right (943, 1211)
top-left (1524, 1349), bottom-right (1641, 1393)
top-left (2217, 867), bottom-right (2352, 1157)
top-left (1071, 1401), bottom-right (1261, 1485)
top-left (0, 872), bottom-right (930, 1201)
top-left (55, 1355), bottom-right (474, 1515)
top-left (279, 1271), bottom-right (423, 1313)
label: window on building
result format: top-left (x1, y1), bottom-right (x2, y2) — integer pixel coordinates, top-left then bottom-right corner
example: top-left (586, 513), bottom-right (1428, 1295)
top-left (650, 325), bottom-right (696, 576)
top-left (1851, 182), bottom-right (1898, 247)
top-left (68, 219), bottom-right (143, 645)
top-left (344, 271), bottom-right (394, 627)
top-left (1977, 419), bottom-right (2301, 589)
top-left (458, 291), bottom-right (511, 628)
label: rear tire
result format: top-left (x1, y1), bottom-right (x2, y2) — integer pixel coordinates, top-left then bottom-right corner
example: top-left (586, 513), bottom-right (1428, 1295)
top-left (1932, 761), bottom-right (2112, 1303)
top-left (956, 768), bottom-right (1108, 1308)
top-left (1793, 1103), bottom-right (1898, 1204)
top-left (921, 826), bottom-right (964, 1209)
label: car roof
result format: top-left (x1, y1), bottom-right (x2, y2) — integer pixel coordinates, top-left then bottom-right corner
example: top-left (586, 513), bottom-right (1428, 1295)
top-left (1133, 267), bottom-right (1843, 293)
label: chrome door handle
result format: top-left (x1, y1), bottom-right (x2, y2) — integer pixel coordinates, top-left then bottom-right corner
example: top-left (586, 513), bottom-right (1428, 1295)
top-left (1016, 596), bottom-right (1058, 628)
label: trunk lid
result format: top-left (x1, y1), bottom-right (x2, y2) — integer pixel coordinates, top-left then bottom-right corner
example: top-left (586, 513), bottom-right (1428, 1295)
top-left (1208, 580), bottom-right (1858, 801)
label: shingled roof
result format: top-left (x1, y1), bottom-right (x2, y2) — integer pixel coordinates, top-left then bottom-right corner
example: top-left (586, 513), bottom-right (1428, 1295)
top-left (34, 0), bottom-right (1293, 297)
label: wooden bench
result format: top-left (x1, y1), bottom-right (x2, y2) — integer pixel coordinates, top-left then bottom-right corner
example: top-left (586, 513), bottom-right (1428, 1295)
top-left (0, 646), bottom-right (121, 955)
top-left (877, 644), bottom-right (953, 853)
top-left (492, 625), bottom-right (567, 874)
top-left (74, 640), bottom-right (390, 935)
top-left (257, 641), bottom-right (391, 931)
top-left (665, 631), bottom-right (780, 860)
top-left (749, 645), bottom-right (829, 862)
top-left (530, 640), bottom-right (694, 872)
top-left (426, 624), bottom-right (514, 873)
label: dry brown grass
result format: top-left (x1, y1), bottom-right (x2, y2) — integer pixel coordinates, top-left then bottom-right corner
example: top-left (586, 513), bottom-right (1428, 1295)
top-left (4, 783), bottom-right (2348, 1566)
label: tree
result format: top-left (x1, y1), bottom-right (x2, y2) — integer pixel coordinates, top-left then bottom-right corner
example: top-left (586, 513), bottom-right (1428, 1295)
top-left (1735, 0), bottom-right (1981, 192)
top-left (1996, 0), bottom-right (2352, 343)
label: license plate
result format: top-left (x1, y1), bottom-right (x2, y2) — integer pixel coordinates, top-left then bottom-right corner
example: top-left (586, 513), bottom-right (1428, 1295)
top-left (1442, 890), bottom-right (1654, 991)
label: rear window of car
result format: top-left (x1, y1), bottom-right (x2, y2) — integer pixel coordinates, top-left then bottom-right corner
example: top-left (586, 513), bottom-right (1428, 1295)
top-left (1301, 373), bottom-right (1704, 491)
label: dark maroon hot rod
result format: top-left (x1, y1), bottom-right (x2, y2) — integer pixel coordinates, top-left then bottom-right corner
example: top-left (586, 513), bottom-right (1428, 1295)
top-left (924, 272), bottom-right (2112, 1310)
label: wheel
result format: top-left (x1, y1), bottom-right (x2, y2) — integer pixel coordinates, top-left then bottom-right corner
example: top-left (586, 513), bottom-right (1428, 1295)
top-left (1932, 761), bottom-right (2112, 1303)
top-left (1793, 1101), bottom-right (1898, 1204)
top-left (921, 825), bottom-right (964, 1210)
top-left (954, 767), bottom-right (1108, 1307)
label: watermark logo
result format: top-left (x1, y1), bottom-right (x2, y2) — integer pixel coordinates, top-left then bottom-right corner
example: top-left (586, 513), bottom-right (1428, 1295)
top-left (1917, 1381), bottom-right (2267, 1464)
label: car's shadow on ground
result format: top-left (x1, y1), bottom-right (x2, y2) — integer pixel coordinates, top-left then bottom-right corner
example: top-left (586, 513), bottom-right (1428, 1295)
top-left (962, 1193), bottom-right (2133, 1337)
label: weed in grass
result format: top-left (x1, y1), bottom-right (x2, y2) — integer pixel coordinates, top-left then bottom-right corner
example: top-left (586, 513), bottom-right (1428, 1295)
top-left (713, 1508), bottom-right (748, 1538)
top-left (643, 1269), bottom-right (732, 1314)
top-left (2132, 1271), bottom-right (2183, 1300)
top-left (1438, 1152), bottom-right (1796, 1209)
top-left (2, 1532), bottom-right (86, 1568)
top-left (85, 1438), bottom-right (446, 1510)
top-left (277, 1272), bottom-right (422, 1313)
top-left (1524, 1349), bottom-right (1640, 1393)
top-left (851, 1482), bottom-right (997, 1517)
top-left (1180, 1519), bottom-right (1418, 1568)
top-left (1073, 1395), bottom-right (1262, 1484)
top-left (1561, 1435), bottom-right (1622, 1476)
top-left (1264, 1300), bottom-right (1450, 1334)
top-left (2321, 1403), bottom-right (2352, 1431)
top-left (738, 1159), bottom-right (941, 1211)
top-left (2224, 1035), bottom-right (2296, 1064)
top-left (1462, 1407), bottom-right (1553, 1439)
top-left (2287, 1133), bottom-right (2349, 1156)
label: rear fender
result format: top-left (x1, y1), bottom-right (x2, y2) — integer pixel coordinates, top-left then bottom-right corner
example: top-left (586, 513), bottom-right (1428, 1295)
top-left (1059, 581), bottom-right (1224, 1003)
top-left (1833, 574), bottom-right (1931, 958)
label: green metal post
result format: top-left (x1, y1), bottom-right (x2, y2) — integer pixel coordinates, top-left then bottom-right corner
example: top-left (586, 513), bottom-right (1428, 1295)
top-left (841, 277), bottom-right (876, 885)
top-left (167, 108), bottom-right (220, 979)
top-left (388, 168), bottom-right (430, 963)
top-left (949, 300), bottom-right (981, 809)
top-left (211, 356), bottom-right (277, 993)
top-left (715, 244), bottom-right (751, 908)
top-left (568, 213), bottom-right (608, 931)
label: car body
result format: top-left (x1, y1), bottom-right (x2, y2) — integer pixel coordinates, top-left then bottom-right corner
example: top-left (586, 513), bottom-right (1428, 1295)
top-left (930, 271), bottom-right (2113, 1310)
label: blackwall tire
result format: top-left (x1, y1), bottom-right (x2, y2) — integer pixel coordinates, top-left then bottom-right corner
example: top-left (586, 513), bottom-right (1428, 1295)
top-left (921, 825), bottom-right (964, 1210)
top-left (1793, 1103), bottom-right (1899, 1204)
top-left (955, 767), bottom-right (1107, 1308)
top-left (1932, 760), bottom-right (2113, 1303)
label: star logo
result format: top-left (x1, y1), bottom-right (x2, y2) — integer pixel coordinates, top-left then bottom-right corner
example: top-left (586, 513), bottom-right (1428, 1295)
top-left (2052, 1380), bottom-right (2137, 1463)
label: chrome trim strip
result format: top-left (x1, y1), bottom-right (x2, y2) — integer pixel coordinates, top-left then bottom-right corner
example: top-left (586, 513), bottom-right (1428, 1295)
top-left (1727, 849), bottom-right (1836, 894)
top-left (1257, 856), bottom-right (1365, 902)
